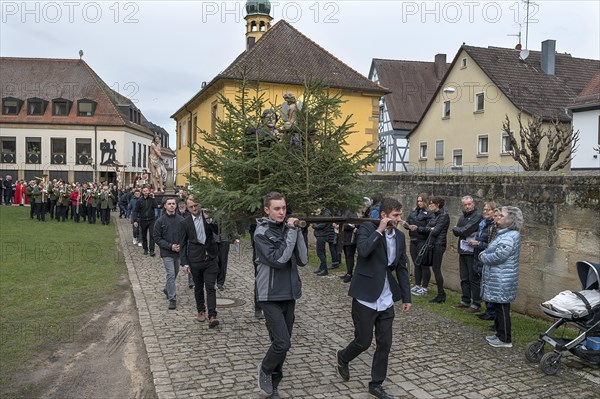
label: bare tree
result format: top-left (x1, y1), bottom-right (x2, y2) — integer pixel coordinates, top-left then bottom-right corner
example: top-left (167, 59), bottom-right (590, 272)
top-left (502, 112), bottom-right (580, 171)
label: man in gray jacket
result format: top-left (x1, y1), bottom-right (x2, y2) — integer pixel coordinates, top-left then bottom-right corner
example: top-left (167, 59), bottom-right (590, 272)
top-left (153, 197), bottom-right (185, 310)
top-left (254, 192), bottom-right (308, 399)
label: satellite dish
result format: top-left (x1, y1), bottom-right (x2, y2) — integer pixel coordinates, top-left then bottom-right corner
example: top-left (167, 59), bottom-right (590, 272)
top-left (519, 49), bottom-right (529, 61)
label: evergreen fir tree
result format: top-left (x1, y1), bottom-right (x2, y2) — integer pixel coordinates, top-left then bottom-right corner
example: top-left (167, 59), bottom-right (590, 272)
top-left (188, 78), bottom-right (379, 231)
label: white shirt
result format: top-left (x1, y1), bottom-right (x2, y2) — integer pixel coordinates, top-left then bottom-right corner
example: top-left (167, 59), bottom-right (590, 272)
top-left (357, 229), bottom-right (396, 311)
top-left (193, 215), bottom-right (206, 244)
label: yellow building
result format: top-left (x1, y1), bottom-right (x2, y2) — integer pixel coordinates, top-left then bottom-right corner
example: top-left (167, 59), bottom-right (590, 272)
top-left (172, 1), bottom-right (386, 186)
top-left (408, 41), bottom-right (600, 172)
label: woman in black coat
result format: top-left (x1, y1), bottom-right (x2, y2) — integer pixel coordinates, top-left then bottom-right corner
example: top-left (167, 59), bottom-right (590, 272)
top-left (404, 193), bottom-right (433, 295)
top-left (417, 196), bottom-right (450, 303)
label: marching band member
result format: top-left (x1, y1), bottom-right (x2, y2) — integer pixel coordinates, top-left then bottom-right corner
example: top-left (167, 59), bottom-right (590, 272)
top-left (99, 185), bottom-right (112, 225)
top-left (86, 184), bottom-right (99, 224)
top-left (55, 182), bottom-right (70, 222)
top-left (69, 183), bottom-right (82, 223)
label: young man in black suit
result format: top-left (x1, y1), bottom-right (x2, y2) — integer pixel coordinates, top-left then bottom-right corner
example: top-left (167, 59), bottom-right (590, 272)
top-left (336, 197), bottom-right (412, 399)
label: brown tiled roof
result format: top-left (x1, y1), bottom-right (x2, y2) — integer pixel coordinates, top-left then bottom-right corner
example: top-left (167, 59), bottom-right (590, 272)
top-left (463, 45), bottom-right (600, 121)
top-left (173, 20), bottom-right (387, 117)
top-left (408, 44), bottom-right (600, 138)
top-left (571, 71), bottom-right (600, 107)
top-left (0, 57), bottom-right (153, 135)
top-left (371, 58), bottom-right (449, 131)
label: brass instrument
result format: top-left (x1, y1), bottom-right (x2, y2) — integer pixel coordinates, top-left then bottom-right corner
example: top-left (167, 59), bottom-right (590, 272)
top-left (76, 186), bottom-right (81, 214)
top-left (38, 174), bottom-right (49, 202)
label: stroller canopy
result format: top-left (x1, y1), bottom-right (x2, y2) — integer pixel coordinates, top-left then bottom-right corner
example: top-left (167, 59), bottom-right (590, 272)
top-left (577, 261), bottom-right (600, 290)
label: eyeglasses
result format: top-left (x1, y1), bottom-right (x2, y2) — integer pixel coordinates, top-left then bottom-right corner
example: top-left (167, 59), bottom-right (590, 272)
top-left (187, 204), bottom-right (200, 209)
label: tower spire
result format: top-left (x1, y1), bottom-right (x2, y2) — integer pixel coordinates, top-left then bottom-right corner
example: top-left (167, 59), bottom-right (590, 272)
top-left (245, 0), bottom-right (272, 50)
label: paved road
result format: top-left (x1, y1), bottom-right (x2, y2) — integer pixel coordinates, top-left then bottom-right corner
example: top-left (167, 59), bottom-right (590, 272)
top-left (116, 218), bottom-right (600, 398)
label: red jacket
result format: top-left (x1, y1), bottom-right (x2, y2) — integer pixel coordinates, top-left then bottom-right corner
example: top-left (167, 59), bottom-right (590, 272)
top-left (69, 191), bottom-right (79, 206)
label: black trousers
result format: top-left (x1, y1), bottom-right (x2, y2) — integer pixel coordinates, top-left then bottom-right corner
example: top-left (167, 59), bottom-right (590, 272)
top-left (260, 300), bottom-right (296, 389)
top-left (87, 204), bottom-right (96, 224)
top-left (343, 244), bottom-right (356, 275)
top-left (422, 246), bottom-right (446, 295)
top-left (190, 259), bottom-right (219, 317)
top-left (71, 204), bottom-right (80, 223)
top-left (139, 219), bottom-right (155, 251)
top-left (49, 199), bottom-right (56, 219)
top-left (459, 254), bottom-right (480, 307)
top-left (34, 201), bottom-right (46, 221)
top-left (316, 237), bottom-right (340, 270)
top-left (55, 204), bottom-right (67, 221)
top-left (410, 240), bottom-right (425, 285)
top-left (80, 203), bottom-right (87, 220)
top-left (217, 241), bottom-right (230, 287)
top-left (340, 299), bottom-right (395, 387)
top-left (100, 208), bottom-right (110, 225)
top-left (493, 303), bottom-right (512, 343)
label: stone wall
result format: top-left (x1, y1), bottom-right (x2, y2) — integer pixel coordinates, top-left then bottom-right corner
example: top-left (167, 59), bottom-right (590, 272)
top-left (365, 171), bottom-right (600, 317)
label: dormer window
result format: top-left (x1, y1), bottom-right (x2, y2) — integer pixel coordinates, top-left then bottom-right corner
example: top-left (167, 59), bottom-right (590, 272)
top-left (127, 107), bottom-right (141, 124)
top-left (77, 99), bottom-right (96, 117)
top-left (52, 98), bottom-right (72, 116)
top-left (2, 97), bottom-right (23, 115)
top-left (27, 98), bottom-right (48, 115)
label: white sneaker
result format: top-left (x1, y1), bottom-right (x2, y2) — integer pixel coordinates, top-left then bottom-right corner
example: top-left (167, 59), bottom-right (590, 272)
top-left (418, 287), bottom-right (428, 295)
top-left (485, 335), bottom-right (497, 342)
top-left (137, 242), bottom-right (142, 247)
top-left (133, 238), bottom-right (137, 245)
top-left (487, 336), bottom-right (512, 348)
top-left (410, 285), bottom-right (421, 293)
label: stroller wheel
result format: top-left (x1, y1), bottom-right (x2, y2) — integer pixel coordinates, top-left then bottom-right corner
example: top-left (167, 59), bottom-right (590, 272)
top-left (540, 352), bottom-right (561, 375)
top-left (525, 341), bottom-right (545, 363)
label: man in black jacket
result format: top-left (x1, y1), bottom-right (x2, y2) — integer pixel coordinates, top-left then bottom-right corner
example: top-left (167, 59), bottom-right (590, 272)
top-left (180, 195), bottom-right (220, 328)
top-left (336, 197), bottom-right (411, 399)
top-left (451, 195), bottom-right (483, 311)
top-left (134, 187), bottom-right (157, 256)
top-left (312, 207), bottom-right (340, 276)
top-left (153, 197), bottom-right (186, 310)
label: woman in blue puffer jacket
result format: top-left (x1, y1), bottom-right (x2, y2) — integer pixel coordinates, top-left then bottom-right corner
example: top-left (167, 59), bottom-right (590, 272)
top-left (479, 206), bottom-right (523, 348)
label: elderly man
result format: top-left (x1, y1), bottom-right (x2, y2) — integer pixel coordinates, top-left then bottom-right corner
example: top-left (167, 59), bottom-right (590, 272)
top-left (452, 195), bottom-right (483, 312)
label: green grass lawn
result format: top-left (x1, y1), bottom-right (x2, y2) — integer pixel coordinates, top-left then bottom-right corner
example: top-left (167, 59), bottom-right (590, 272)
top-left (0, 206), bottom-right (124, 386)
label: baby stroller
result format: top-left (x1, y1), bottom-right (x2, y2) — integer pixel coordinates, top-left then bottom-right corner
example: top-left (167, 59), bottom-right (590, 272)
top-left (525, 260), bottom-right (600, 375)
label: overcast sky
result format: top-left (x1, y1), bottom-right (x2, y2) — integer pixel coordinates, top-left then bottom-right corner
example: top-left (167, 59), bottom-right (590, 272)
top-left (2, 1), bottom-right (599, 148)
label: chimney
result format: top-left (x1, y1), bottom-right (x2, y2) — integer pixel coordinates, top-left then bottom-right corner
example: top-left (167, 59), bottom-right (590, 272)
top-left (434, 54), bottom-right (447, 80)
top-left (541, 39), bottom-right (556, 75)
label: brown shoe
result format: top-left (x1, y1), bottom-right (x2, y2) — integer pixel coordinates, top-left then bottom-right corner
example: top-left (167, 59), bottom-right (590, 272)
top-left (196, 311), bottom-right (206, 322)
top-left (451, 303), bottom-right (469, 309)
top-left (208, 316), bottom-right (219, 329)
top-left (464, 307), bottom-right (481, 313)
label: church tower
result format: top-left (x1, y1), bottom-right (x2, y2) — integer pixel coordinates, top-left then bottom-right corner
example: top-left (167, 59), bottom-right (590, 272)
top-left (245, 0), bottom-right (272, 50)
